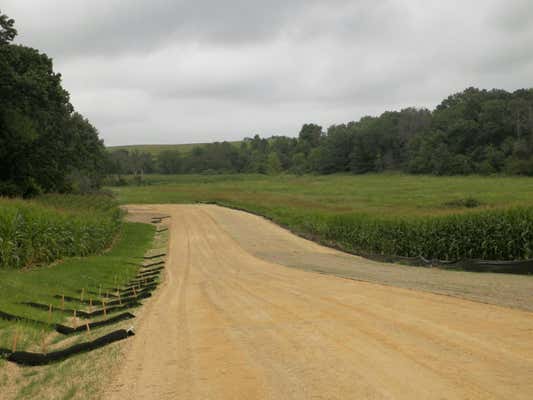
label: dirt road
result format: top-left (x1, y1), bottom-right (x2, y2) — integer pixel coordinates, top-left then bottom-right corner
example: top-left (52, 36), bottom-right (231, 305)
top-left (107, 204), bottom-right (533, 400)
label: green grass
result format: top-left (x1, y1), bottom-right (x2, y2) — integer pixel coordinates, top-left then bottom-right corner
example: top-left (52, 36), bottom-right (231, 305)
top-left (0, 222), bottom-right (155, 352)
top-left (0, 194), bottom-right (122, 269)
top-left (110, 173), bottom-right (533, 261)
top-left (107, 141), bottom-right (241, 156)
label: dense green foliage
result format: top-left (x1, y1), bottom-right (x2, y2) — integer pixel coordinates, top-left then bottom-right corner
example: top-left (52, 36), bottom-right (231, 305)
top-left (0, 222), bottom-right (154, 350)
top-left (0, 194), bottom-right (122, 269)
top-left (0, 10), bottom-right (106, 196)
top-left (106, 87), bottom-right (533, 178)
top-left (302, 208), bottom-right (533, 261)
top-left (110, 174), bottom-right (533, 261)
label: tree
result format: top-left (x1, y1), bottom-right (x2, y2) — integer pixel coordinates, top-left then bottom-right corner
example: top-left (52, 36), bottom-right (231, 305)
top-left (267, 152), bottom-right (282, 175)
top-left (0, 10), bottom-right (17, 44)
top-left (158, 150), bottom-right (182, 174)
top-left (298, 124), bottom-right (323, 149)
top-left (0, 43), bottom-right (74, 195)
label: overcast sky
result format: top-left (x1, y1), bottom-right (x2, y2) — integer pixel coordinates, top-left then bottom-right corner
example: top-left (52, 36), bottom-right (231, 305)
top-left (3, 1), bottom-right (533, 146)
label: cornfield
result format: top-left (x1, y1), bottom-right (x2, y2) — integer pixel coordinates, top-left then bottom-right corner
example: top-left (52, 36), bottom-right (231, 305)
top-left (298, 207), bottom-right (533, 261)
top-left (0, 194), bottom-right (122, 269)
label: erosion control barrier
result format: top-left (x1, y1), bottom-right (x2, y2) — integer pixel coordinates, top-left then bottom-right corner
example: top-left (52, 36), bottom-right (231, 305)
top-left (55, 312), bottom-right (135, 335)
top-left (121, 285), bottom-right (158, 298)
top-left (1, 309), bottom-right (136, 336)
top-left (136, 271), bottom-right (162, 280)
top-left (139, 264), bottom-right (164, 273)
top-left (22, 301), bottom-right (142, 318)
top-left (129, 276), bottom-right (158, 286)
top-left (144, 253), bottom-right (166, 260)
top-left (6, 329), bottom-right (135, 366)
top-left (0, 310), bottom-right (50, 328)
top-left (358, 253), bottom-right (533, 274)
top-left (56, 291), bottom-right (152, 307)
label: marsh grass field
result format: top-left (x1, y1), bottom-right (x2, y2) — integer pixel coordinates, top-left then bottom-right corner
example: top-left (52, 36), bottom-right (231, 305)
top-left (111, 173), bottom-right (533, 261)
top-left (111, 173), bottom-right (533, 215)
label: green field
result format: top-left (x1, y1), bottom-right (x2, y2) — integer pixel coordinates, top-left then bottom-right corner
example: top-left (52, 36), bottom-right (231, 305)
top-left (110, 174), bottom-right (533, 261)
top-left (107, 141), bottom-right (241, 156)
top-left (0, 222), bottom-right (154, 351)
top-left (0, 194), bottom-right (122, 269)
top-left (0, 221), bottom-right (156, 399)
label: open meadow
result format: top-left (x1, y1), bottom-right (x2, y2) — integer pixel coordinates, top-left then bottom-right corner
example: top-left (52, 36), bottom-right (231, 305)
top-left (110, 173), bottom-right (533, 262)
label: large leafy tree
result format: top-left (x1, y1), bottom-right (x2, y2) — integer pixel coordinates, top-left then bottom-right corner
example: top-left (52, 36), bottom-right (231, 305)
top-left (0, 9), bottom-right (17, 44)
top-left (0, 10), bottom-right (106, 196)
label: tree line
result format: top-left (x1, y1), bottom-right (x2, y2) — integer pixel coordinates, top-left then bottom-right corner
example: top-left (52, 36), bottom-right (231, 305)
top-left (0, 10), bottom-right (106, 197)
top-left (107, 87), bottom-right (533, 178)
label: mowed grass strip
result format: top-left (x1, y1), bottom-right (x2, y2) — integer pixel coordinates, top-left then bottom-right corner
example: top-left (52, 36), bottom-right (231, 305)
top-left (0, 222), bottom-right (154, 352)
top-left (110, 173), bottom-right (533, 261)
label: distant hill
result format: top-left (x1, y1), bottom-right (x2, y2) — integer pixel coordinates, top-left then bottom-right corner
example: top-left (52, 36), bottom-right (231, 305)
top-left (107, 142), bottom-right (241, 156)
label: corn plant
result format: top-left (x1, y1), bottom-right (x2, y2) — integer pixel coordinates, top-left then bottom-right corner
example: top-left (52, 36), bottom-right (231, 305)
top-left (0, 194), bottom-right (122, 269)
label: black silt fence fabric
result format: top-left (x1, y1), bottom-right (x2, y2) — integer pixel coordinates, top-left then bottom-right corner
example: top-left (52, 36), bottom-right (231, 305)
top-left (121, 281), bottom-right (158, 292)
top-left (0, 348), bottom-right (11, 358)
top-left (22, 301), bottom-right (142, 318)
top-left (137, 269), bottom-right (163, 278)
top-left (7, 329), bottom-right (134, 366)
top-left (360, 253), bottom-right (533, 274)
top-left (142, 260), bottom-right (165, 268)
top-left (55, 291), bottom-right (152, 307)
top-left (129, 276), bottom-right (158, 285)
top-left (120, 285), bottom-right (157, 298)
top-left (144, 253), bottom-right (166, 260)
top-left (0, 310), bottom-right (51, 328)
top-left (135, 273), bottom-right (161, 282)
top-left (139, 264), bottom-right (164, 272)
top-left (53, 295), bottom-right (99, 306)
top-left (55, 312), bottom-right (135, 335)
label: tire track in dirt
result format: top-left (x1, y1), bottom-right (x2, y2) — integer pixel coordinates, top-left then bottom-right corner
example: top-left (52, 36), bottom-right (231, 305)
top-left (106, 204), bottom-right (533, 400)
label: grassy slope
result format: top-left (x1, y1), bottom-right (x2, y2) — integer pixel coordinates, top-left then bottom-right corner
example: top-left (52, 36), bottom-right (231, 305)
top-left (0, 222), bottom-right (155, 400)
top-left (107, 141), bottom-right (241, 156)
top-left (0, 222), bottom-right (154, 351)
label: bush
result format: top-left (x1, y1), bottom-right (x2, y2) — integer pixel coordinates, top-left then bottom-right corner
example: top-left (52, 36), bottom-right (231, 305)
top-left (443, 197), bottom-right (482, 208)
top-left (0, 194), bottom-right (122, 269)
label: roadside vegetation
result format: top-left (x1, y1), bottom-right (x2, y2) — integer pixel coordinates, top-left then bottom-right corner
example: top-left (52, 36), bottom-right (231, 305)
top-left (0, 195), bottom-right (122, 269)
top-left (0, 222), bottom-right (155, 399)
top-left (111, 174), bottom-right (533, 261)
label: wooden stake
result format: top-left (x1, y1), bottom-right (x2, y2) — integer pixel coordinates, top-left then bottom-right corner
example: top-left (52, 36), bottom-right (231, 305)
top-left (12, 330), bottom-right (18, 353)
top-left (61, 294), bottom-right (65, 310)
top-left (73, 310), bottom-right (78, 329)
top-left (48, 304), bottom-right (53, 324)
top-left (85, 322), bottom-right (91, 333)
top-left (133, 287), bottom-right (137, 298)
top-left (118, 291), bottom-right (122, 305)
top-left (89, 298), bottom-right (93, 313)
top-left (80, 288), bottom-right (85, 302)
top-left (103, 301), bottom-right (107, 317)
top-left (41, 331), bottom-right (47, 354)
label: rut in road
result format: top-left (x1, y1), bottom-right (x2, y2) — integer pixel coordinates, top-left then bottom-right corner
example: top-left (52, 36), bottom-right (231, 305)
top-left (106, 204), bottom-right (533, 400)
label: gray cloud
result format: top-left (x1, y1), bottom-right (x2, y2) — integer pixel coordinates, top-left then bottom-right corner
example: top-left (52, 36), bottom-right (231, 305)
top-left (2, 0), bottom-right (533, 145)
